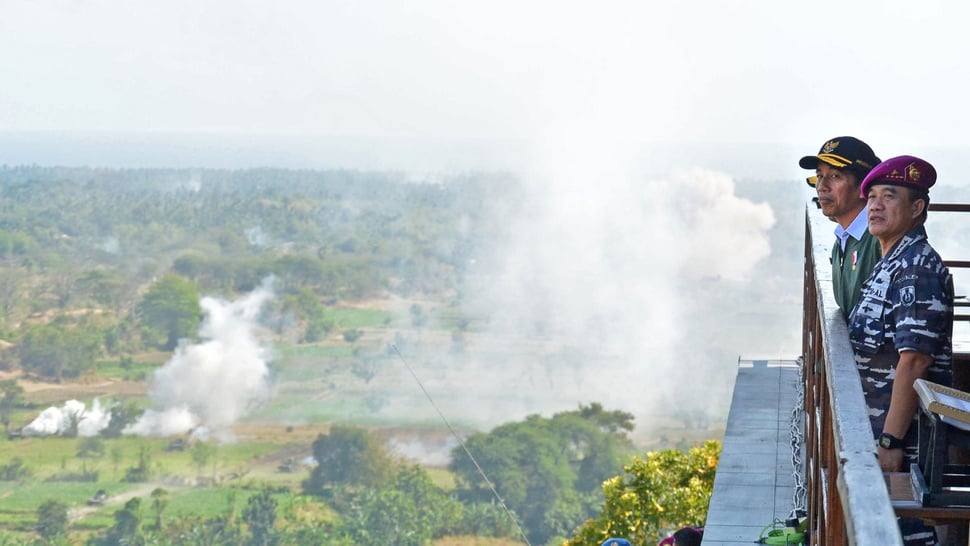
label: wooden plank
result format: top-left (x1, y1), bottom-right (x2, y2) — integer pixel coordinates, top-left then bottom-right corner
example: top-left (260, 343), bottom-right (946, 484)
top-left (887, 472), bottom-right (970, 523)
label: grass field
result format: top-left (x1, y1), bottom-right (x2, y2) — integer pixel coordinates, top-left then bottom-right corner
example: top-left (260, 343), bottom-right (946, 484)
top-left (0, 298), bottom-right (720, 544)
top-left (0, 426), bottom-right (328, 538)
top-left (328, 307), bottom-right (394, 329)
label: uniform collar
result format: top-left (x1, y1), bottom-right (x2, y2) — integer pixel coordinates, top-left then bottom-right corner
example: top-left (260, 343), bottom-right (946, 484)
top-left (883, 225), bottom-right (928, 262)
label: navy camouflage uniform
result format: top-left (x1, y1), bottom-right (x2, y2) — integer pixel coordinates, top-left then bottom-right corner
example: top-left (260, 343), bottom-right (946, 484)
top-left (848, 224), bottom-right (952, 546)
top-left (848, 224), bottom-right (954, 460)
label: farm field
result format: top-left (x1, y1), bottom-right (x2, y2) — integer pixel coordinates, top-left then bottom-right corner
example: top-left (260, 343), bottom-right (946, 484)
top-left (0, 294), bottom-right (722, 543)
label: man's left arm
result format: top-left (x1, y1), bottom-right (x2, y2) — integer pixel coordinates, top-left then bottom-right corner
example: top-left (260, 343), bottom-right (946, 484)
top-left (878, 349), bottom-right (933, 472)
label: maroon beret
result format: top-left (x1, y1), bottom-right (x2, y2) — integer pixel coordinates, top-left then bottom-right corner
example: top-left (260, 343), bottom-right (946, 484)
top-left (860, 155), bottom-right (936, 197)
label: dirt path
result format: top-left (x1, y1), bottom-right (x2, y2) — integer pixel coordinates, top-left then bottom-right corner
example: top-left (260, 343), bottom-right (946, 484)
top-left (67, 481), bottom-right (173, 523)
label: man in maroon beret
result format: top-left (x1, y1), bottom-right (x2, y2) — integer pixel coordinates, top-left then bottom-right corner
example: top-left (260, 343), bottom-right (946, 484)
top-left (848, 155), bottom-right (953, 545)
top-left (799, 136), bottom-right (882, 321)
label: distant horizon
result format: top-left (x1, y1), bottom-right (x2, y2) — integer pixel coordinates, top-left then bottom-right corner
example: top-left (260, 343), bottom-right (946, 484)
top-left (6, 131), bottom-right (970, 190)
top-left (0, 129), bottom-right (825, 182)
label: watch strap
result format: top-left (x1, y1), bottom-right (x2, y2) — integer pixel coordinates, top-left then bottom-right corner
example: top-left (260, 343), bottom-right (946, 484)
top-left (879, 432), bottom-right (904, 450)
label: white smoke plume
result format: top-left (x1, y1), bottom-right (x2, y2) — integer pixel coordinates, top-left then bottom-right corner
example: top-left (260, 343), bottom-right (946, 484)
top-left (412, 92), bottom-right (785, 435)
top-left (386, 154), bottom-right (780, 436)
top-left (23, 399), bottom-right (111, 437)
top-left (124, 279), bottom-right (275, 438)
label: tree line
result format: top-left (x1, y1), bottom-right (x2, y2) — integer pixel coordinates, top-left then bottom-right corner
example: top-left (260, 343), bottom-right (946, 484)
top-left (0, 165), bottom-right (719, 544)
top-left (20, 403), bottom-right (717, 545)
top-left (0, 165), bottom-right (517, 378)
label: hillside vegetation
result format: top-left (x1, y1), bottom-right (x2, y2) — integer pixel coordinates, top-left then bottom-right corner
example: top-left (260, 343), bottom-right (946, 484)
top-left (0, 166), bottom-right (720, 545)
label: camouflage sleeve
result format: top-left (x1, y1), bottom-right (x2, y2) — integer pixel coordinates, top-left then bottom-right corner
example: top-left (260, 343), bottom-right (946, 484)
top-left (890, 262), bottom-right (950, 355)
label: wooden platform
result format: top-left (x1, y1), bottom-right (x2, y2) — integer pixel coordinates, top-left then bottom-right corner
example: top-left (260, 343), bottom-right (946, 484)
top-left (702, 357), bottom-right (802, 545)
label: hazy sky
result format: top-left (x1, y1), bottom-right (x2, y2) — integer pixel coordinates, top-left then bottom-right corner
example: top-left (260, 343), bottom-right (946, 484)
top-left (17, 0), bottom-right (955, 432)
top-left (3, 0), bottom-right (970, 173)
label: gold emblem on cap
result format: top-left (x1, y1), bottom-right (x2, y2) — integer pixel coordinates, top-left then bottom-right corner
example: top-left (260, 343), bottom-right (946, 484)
top-left (822, 140), bottom-right (839, 153)
top-left (906, 163), bottom-right (921, 182)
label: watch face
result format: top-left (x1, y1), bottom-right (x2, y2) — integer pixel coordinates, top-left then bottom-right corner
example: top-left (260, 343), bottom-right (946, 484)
top-left (879, 434), bottom-right (900, 449)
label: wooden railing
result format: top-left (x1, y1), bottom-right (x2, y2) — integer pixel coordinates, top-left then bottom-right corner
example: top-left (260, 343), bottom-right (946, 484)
top-left (802, 202), bottom-right (970, 545)
top-left (802, 203), bottom-right (902, 545)
top-left (932, 204), bottom-right (970, 325)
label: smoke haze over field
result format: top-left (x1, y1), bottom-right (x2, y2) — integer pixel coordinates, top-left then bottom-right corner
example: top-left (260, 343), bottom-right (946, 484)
top-left (387, 163), bottom-right (784, 435)
top-left (125, 280), bottom-right (275, 439)
top-left (363, 76), bottom-right (787, 434)
top-left (23, 399), bottom-right (110, 437)
top-left (13, 1), bottom-right (970, 442)
top-left (23, 282), bottom-right (275, 439)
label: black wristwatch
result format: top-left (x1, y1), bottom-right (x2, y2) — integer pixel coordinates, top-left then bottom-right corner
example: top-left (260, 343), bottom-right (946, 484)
top-left (878, 432), bottom-right (904, 450)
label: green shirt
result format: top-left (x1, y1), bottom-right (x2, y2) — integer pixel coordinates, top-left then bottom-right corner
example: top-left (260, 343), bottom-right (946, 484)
top-left (831, 229), bottom-right (881, 321)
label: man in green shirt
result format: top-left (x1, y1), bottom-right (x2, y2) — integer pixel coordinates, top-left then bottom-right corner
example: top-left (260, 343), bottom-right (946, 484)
top-left (799, 136), bottom-right (881, 321)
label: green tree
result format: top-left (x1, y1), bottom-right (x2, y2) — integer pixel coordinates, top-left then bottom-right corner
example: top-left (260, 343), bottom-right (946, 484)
top-left (0, 379), bottom-right (24, 433)
top-left (190, 440), bottom-right (214, 476)
top-left (0, 262), bottom-right (26, 326)
top-left (101, 400), bottom-right (142, 439)
top-left (304, 315), bottom-right (334, 343)
top-left (454, 501), bottom-right (518, 538)
top-left (449, 404), bottom-right (633, 545)
top-left (77, 268), bottom-right (131, 315)
top-left (99, 497), bottom-right (144, 546)
top-left (275, 255), bottom-right (324, 290)
top-left (279, 288), bottom-right (332, 342)
top-left (565, 440), bottom-right (721, 546)
top-left (17, 319), bottom-right (102, 380)
top-left (137, 274), bottom-right (201, 350)
top-left (123, 446), bottom-right (152, 483)
top-left (341, 328), bottom-right (363, 343)
top-left (243, 488), bottom-right (278, 546)
top-left (77, 436), bottom-right (106, 458)
top-left (577, 402), bottom-right (636, 435)
top-left (77, 436), bottom-right (106, 477)
top-left (36, 499), bottom-right (69, 542)
top-left (0, 457), bottom-right (31, 481)
top-left (340, 465), bottom-right (462, 546)
top-left (150, 488), bottom-right (168, 531)
top-left (409, 303), bottom-right (426, 327)
top-left (110, 446), bottom-right (124, 477)
top-left (49, 267), bottom-right (77, 309)
top-left (303, 425), bottom-right (393, 493)
top-left (351, 356), bottom-right (382, 384)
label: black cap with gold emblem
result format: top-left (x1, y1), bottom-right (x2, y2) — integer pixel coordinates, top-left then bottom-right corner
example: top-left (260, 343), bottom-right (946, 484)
top-left (799, 136), bottom-right (881, 187)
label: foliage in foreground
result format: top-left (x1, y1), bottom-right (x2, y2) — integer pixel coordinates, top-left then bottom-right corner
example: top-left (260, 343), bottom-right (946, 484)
top-left (304, 425), bottom-right (517, 545)
top-left (449, 403), bottom-right (636, 545)
top-left (0, 414), bottom-right (720, 546)
top-left (564, 439), bottom-right (721, 546)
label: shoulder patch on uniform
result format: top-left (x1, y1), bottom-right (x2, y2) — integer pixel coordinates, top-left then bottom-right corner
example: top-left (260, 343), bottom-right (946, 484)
top-left (900, 285), bottom-right (916, 307)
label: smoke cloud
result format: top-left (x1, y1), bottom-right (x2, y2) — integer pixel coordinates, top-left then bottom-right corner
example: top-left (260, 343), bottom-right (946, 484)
top-left (124, 279), bottom-right (275, 438)
top-left (23, 399), bottom-right (111, 437)
top-left (480, 167), bottom-right (773, 419)
top-left (380, 159), bottom-right (780, 440)
top-left (22, 282), bottom-right (275, 440)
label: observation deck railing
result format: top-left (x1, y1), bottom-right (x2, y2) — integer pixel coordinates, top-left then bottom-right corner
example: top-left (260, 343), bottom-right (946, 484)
top-left (801, 202), bottom-right (970, 545)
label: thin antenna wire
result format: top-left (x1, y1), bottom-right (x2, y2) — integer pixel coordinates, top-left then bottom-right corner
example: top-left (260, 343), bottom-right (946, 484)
top-left (390, 344), bottom-right (532, 546)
